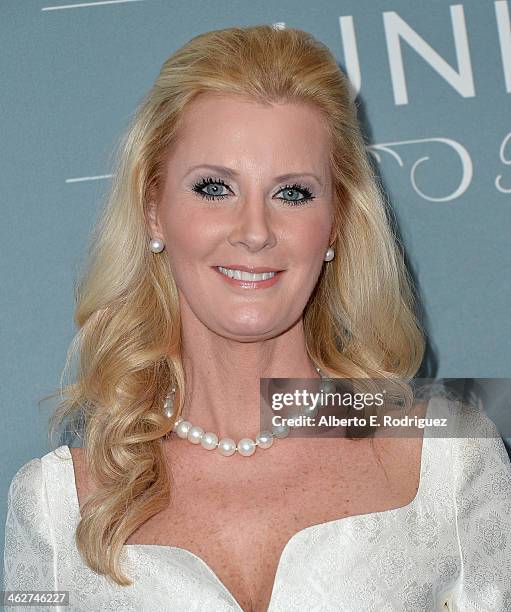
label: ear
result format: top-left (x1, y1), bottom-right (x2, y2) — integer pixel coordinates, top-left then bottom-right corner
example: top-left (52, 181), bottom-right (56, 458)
top-left (145, 199), bottom-right (164, 241)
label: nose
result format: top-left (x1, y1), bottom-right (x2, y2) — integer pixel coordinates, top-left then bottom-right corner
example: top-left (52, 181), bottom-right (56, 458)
top-left (227, 192), bottom-right (277, 252)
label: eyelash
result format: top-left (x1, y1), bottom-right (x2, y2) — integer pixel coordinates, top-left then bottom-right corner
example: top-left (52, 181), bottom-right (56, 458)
top-left (191, 176), bottom-right (315, 205)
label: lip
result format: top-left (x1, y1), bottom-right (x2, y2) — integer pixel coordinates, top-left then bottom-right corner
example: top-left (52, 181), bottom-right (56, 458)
top-left (214, 264), bottom-right (284, 273)
top-left (212, 266), bottom-right (284, 289)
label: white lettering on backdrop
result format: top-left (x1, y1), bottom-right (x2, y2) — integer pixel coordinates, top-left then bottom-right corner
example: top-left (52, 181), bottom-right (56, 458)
top-left (339, 1), bottom-right (511, 104)
top-left (496, 132), bottom-right (511, 194)
top-left (367, 137), bottom-right (472, 202)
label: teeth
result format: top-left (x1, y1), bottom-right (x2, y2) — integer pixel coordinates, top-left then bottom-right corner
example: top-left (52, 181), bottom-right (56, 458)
top-left (217, 266), bottom-right (277, 281)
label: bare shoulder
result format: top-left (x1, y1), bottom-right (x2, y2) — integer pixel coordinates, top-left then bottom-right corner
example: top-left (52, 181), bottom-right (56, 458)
top-left (371, 401), bottom-right (428, 477)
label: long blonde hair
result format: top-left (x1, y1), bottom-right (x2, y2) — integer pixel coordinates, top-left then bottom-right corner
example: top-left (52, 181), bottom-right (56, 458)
top-left (43, 24), bottom-right (425, 585)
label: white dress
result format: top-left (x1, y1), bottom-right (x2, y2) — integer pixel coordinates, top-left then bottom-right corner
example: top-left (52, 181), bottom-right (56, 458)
top-left (3, 395), bottom-right (511, 612)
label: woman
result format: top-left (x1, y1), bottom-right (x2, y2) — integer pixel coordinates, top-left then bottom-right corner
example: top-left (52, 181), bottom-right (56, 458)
top-left (4, 24), bottom-right (511, 612)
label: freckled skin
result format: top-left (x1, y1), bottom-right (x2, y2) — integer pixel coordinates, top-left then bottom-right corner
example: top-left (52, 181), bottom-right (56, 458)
top-left (70, 95), bottom-right (426, 612)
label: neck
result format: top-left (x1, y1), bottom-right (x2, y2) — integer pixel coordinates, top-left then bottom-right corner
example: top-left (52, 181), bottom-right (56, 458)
top-left (176, 307), bottom-right (320, 442)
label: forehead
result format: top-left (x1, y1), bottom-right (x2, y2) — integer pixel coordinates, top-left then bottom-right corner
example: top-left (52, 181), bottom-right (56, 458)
top-left (166, 92), bottom-right (331, 178)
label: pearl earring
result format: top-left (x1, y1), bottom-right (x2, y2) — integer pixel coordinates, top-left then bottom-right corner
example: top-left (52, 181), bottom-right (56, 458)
top-left (149, 238), bottom-right (165, 253)
top-left (324, 247), bottom-right (335, 261)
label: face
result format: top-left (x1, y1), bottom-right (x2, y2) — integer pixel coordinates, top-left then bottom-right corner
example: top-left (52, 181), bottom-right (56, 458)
top-left (147, 93), bottom-right (334, 341)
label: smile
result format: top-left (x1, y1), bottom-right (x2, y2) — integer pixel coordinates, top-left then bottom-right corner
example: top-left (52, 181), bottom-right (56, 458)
top-left (213, 265), bottom-right (284, 289)
top-left (217, 266), bottom-right (277, 281)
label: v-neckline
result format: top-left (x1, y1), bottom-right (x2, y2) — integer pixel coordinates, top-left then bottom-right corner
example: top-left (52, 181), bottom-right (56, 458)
top-left (62, 396), bottom-right (435, 612)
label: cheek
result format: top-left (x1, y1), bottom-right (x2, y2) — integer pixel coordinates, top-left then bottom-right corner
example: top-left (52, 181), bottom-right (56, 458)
top-left (157, 212), bottom-right (193, 288)
top-left (286, 216), bottom-right (331, 264)
top-left (162, 206), bottom-right (216, 268)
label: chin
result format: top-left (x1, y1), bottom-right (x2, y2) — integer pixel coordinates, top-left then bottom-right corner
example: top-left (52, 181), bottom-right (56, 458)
top-left (215, 320), bottom-right (282, 342)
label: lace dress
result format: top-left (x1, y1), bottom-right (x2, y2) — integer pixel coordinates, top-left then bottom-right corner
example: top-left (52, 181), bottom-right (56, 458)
top-left (3, 395), bottom-right (511, 611)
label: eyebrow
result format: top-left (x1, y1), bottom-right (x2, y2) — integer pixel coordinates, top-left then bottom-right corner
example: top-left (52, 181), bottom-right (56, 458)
top-left (184, 164), bottom-right (323, 185)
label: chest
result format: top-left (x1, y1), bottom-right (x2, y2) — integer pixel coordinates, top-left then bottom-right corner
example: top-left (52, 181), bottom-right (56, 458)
top-left (123, 435), bottom-right (423, 612)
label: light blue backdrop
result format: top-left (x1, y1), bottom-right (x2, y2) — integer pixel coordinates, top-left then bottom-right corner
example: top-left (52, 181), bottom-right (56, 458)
top-left (2, 0), bottom-right (510, 584)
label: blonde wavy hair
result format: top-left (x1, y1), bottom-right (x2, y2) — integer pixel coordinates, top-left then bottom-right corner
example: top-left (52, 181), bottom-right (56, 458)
top-left (43, 24), bottom-right (426, 586)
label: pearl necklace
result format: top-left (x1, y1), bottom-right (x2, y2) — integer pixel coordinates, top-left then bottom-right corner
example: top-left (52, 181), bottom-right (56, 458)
top-left (164, 367), bottom-right (327, 456)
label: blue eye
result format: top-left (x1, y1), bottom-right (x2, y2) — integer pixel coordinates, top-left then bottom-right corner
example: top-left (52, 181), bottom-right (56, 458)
top-left (192, 177), bottom-right (231, 200)
top-left (191, 176), bottom-right (315, 205)
top-left (276, 184), bottom-right (315, 205)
